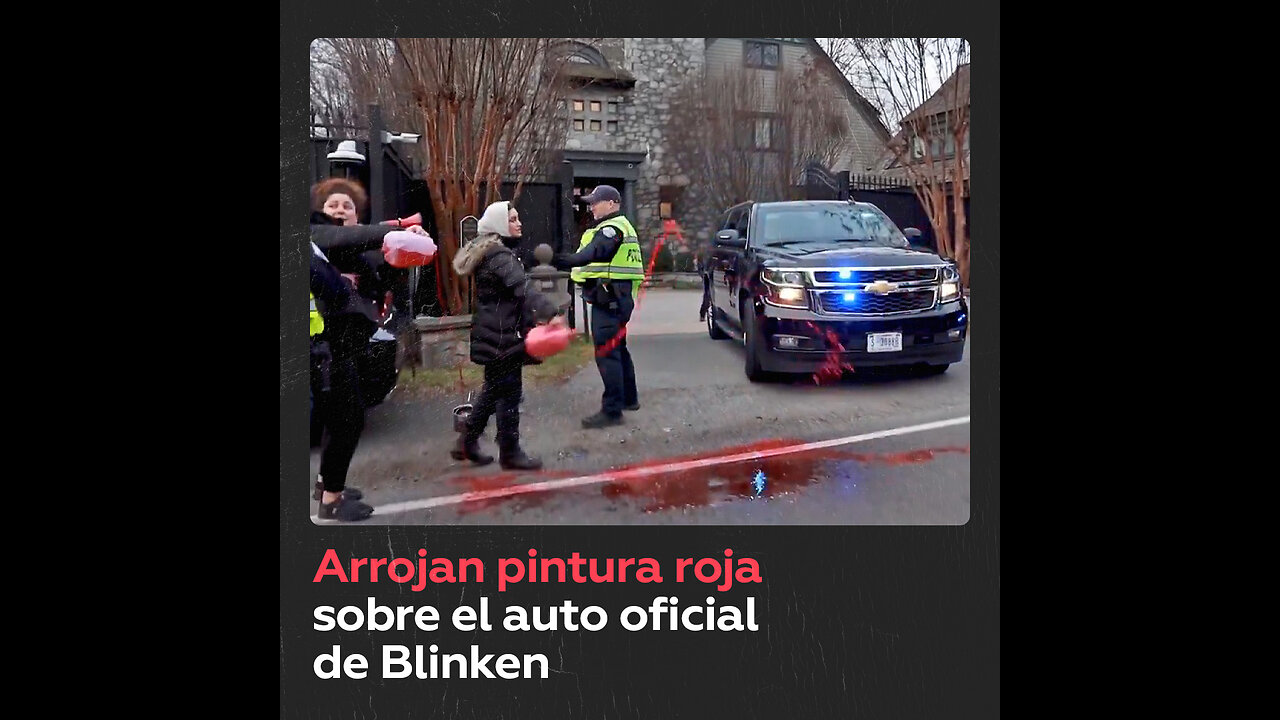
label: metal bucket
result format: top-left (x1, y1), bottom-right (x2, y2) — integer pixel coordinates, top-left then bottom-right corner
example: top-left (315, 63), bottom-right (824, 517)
top-left (452, 403), bottom-right (473, 434)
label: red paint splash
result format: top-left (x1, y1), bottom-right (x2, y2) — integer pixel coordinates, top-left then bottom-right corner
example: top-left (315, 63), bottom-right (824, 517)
top-left (594, 238), bottom-right (665, 359)
top-left (602, 445), bottom-right (969, 513)
top-left (805, 321), bottom-right (857, 385)
top-left (446, 437), bottom-right (801, 515)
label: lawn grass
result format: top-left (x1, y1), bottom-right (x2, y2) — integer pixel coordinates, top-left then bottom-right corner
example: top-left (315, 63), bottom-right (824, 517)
top-left (396, 335), bottom-right (596, 398)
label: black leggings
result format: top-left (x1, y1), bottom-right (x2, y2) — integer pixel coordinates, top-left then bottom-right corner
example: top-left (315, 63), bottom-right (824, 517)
top-left (312, 325), bottom-right (367, 493)
top-left (464, 357), bottom-right (524, 455)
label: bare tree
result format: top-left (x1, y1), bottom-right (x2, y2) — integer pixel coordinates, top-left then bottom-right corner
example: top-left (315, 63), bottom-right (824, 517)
top-left (664, 62), bottom-right (848, 213)
top-left (313, 38), bottom-right (574, 315)
top-left (822, 38), bottom-right (971, 288)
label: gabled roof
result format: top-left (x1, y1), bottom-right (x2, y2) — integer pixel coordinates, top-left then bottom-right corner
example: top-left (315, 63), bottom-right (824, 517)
top-left (902, 63), bottom-right (970, 124)
top-left (701, 38), bottom-right (892, 142)
top-left (802, 39), bottom-right (891, 142)
top-left (880, 63), bottom-right (971, 173)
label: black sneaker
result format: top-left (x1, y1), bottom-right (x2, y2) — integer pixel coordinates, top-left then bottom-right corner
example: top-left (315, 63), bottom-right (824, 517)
top-left (314, 480), bottom-right (362, 502)
top-left (624, 403), bottom-right (641, 411)
top-left (581, 412), bottom-right (624, 429)
top-left (318, 496), bottom-right (374, 522)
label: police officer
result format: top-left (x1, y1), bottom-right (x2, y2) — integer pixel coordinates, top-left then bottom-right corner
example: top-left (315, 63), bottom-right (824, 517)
top-left (310, 236), bottom-right (375, 521)
top-left (552, 185), bottom-right (644, 428)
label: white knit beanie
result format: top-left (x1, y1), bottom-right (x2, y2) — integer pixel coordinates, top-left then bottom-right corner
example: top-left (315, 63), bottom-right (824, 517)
top-left (476, 201), bottom-right (510, 238)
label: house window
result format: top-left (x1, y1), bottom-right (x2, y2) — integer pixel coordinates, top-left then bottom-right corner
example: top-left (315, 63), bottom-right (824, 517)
top-left (573, 119), bottom-right (584, 131)
top-left (556, 99), bottom-right (566, 111)
top-left (590, 120), bottom-right (602, 132)
top-left (572, 100), bottom-right (584, 112)
top-left (745, 41), bottom-right (780, 69)
top-left (911, 136), bottom-right (926, 160)
top-left (736, 115), bottom-right (781, 150)
top-left (607, 120), bottom-right (618, 133)
top-left (735, 119), bottom-right (754, 149)
top-left (755, 118), bottom-right (773, 149)
top-left (590, 100), bottom-right (602, 112)
top-left (608, 102), bottom-right (619, 114)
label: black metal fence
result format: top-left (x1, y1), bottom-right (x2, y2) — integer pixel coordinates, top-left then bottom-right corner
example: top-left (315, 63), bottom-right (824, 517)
top-left (309, 105), bottom-right (576, 321)
top-left (846, 174), bottom-right (939, 252)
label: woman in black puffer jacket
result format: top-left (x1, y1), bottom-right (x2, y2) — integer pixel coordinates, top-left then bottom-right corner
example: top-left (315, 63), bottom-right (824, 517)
top-left (450, 200), bottom-right (561, 470)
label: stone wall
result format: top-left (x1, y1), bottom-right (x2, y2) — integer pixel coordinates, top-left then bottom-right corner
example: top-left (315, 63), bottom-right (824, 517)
top-left (414, 315), bottom-right (472, 370)
top-left (619, 38), bottom-right (719, 265)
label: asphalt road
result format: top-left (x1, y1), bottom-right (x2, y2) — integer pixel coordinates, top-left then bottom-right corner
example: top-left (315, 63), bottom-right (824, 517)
top-left (309, 290), bottom-right (972, 525)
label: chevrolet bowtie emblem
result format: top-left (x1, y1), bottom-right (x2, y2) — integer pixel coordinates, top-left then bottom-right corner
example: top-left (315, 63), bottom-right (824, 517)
top-left (864, 280), bottom-right (898, 295)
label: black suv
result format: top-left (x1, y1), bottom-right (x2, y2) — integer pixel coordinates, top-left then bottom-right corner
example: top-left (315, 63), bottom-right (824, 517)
top-left (703, 200), bottom-right (968, 381)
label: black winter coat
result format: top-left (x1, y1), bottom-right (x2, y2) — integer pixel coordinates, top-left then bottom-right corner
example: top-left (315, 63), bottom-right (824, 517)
top-left (469, 243), bottom-right (560, 365)
top-left (309, 213), bottom-right (397, 338)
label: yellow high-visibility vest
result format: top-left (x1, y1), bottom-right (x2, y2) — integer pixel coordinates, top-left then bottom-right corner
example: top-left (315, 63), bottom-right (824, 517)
top-left (570, 215), bottom-right (644, 294)
top-left (309, 292), bottom-right (324, 337)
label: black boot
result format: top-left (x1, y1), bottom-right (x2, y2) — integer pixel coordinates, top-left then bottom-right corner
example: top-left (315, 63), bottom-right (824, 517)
top-left (582, 411), bottom-right (624, 429)
top-left (500, 448), bottom-right (543, 471)
top-left (450, 435), bottom-right (494, 465)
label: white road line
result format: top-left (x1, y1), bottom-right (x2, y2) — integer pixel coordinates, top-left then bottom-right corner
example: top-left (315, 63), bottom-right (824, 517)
top-left (371, 415), bottom-right (971, 517)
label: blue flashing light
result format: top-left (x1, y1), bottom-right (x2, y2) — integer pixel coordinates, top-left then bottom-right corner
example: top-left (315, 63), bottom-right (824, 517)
top-left (843, 293), bottom-right (857, 302)
top-left (838, 270), bottom-right (852, 280)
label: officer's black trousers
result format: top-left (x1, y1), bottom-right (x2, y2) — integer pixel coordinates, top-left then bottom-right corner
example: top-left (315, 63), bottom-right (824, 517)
top-left (465, 357), bottom-right (524, 455)
top-left (312, 324), bottom-right (366, 494)
top-left (591, 303), bottom-right (638, 417)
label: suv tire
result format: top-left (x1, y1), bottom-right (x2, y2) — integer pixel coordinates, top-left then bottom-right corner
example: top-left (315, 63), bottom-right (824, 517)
top-left (742, 305), bottom-right (769, 383)
top-left (707, 307), bottom-right (728, 340)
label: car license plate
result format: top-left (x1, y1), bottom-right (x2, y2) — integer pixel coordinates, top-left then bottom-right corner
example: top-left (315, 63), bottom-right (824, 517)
top-left (867, 332), bottom-right (903, 353)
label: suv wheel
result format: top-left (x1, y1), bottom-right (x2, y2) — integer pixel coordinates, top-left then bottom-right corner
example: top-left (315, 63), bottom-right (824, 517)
top-left (742, 305), bottom-right (769, 382)
top-left (707, 307), bottom-right (728, 340)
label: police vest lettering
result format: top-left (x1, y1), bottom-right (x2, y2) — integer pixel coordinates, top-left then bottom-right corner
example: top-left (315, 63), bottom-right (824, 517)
top-left (310, 292), bottom-right (325, 337)
top-left (570, 216), bottom-right (644, 290)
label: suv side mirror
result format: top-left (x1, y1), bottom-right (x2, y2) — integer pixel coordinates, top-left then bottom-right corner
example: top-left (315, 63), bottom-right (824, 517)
top-left (903, 227), bottom-right (924, 246)
top-left (716, 229), bottom-right (746, 248)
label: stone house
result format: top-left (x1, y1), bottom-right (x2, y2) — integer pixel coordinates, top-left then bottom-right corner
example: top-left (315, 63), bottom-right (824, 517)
top-left (555, 38), bottom-right (891, 265)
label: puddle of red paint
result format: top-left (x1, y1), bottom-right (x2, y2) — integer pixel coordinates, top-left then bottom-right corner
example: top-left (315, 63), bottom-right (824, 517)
top-left (601, 445), bottom-right (969, 512)
top-left (439, 440), bottom-right (969, 516)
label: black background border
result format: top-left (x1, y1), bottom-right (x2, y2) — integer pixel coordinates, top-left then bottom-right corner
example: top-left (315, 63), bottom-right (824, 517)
top-left (281, 5), bottom-right (999, 718)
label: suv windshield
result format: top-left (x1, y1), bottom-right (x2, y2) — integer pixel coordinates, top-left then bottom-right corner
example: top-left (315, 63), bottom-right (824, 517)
top-left (754, 204), bottom-right (909, 248)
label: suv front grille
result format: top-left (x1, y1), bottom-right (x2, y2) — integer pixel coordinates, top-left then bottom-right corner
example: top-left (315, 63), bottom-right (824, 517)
top-left (815, 289), bottom-right (936, 314)
top-left (812, 268), bottom-right (938, 284)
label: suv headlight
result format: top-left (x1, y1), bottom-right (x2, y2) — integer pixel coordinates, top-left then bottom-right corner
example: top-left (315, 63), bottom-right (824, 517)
top-left (761, 269), bottom-right (805, 287)
top-left (760, 269), bottom-right (808, 308)
top-left (939, 264), bottom-right (961, 301)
